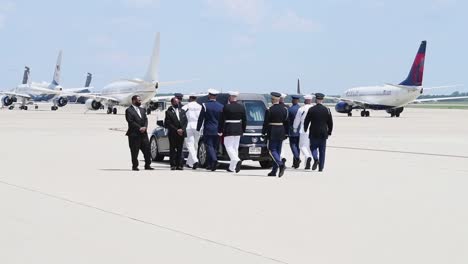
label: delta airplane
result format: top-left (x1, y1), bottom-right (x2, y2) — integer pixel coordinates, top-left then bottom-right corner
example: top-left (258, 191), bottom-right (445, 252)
top-left (333, 41), bottom-right (468, 117)
top-left (1, 51), bottom-right (92, 110)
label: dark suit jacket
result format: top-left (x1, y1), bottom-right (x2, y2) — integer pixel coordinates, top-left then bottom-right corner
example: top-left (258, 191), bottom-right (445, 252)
top-left (303, 104), bottom-right (333, 139)
top-left (125, 105), bottom-right (148, 137)
top-left (165, 106), bottom-right (188, 138)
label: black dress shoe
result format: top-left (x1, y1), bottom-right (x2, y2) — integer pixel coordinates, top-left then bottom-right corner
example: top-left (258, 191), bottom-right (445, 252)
top-left (145, 167), bottom-right (154, 170)
top-left (305, 157), bottom-right (312, 170)
top-left (235, 161), bottom-right (242, 173)
top-left (281, 158), bottom-right (287, 166)
top-left (267, 171), bottom-right (276, 176)
top-left (211, 161), bottom-right (218, 171)
top-left (278, 165), bottom-right (286, 178)
top-left (176, 166), bottom-right (184, 170)
top-left (312, 160), bottom-right (319, 171)
top-left (132, 167), bottom-right (139, 171)
top-left (171, 166), bottom-right (176, 170)
top-left (192, 162), bottom-right (199, 170)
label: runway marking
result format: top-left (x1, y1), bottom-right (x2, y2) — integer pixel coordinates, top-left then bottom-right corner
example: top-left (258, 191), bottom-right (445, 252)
top-left (0, 179), bottom-right (288, 264)
top-left (329, 146), bottom-right (468, 159)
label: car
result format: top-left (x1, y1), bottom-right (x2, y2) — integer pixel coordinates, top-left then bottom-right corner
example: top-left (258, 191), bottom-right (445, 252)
top-left (149, 93), bottom-right (273, 168)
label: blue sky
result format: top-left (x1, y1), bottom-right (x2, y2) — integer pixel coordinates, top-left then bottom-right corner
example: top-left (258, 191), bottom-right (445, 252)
top-left (0, 0), bottom-right (467, 95)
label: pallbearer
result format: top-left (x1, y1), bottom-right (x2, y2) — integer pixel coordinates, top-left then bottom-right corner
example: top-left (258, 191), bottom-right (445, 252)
top-left (197, 89), bottom-right (224, 171)
top-left (218, 91), bottom-right (247, 173)
top-left (288, 95), bottom-right (301, 168)
top-left (293, 94), bottom-right (316, 169)
top-left (182, 94), bottom-right (202, 169)
top-left (304, 93), bottom-right (333, 172)
top-left (262, 92), bottom-right (289, 177)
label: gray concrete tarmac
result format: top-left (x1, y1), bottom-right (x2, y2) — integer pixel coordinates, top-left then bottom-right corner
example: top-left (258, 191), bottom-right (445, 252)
top-left (1, 104), bottom-right (467, 264)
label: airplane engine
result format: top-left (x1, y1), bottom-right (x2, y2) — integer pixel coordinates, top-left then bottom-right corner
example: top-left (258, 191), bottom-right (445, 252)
top-left (386, 107), bottom-right (404, 117)
top-left (57, 97), bottom-right (69, 107)
top-left (85, 99), bottom-right (102, 110)
top-left (1, 96), bottom-right (15, 106)
top-left (335, 101), bottom-right (352, 113)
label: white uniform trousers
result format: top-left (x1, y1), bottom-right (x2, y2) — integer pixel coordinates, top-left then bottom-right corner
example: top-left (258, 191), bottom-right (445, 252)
top-left (224, 135), bottom-right (241, 171)
top-left (299, 133), bottom-right (312, 159)
top-left (185, 128), bottom-right (200, 167)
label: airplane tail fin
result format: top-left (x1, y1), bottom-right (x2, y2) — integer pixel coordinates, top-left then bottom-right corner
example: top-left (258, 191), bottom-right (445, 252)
top-left (297, 78), bottom-right (301, 94)
top-left (51, 50), bottom-right (62, 86)
top-left (399, 41), bottom-right (426, 86)
top-left (85, 73), bottom-right (92, 87)
top-left (22, 66), bottom-right (30, 84)
top-left (144, 32), bottom-right (160, 83)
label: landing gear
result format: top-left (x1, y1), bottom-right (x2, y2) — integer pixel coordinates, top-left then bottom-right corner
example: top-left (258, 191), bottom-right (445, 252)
top-left (107, 107), bottom-right (117, 115)
top-left (8, 106), bottom-right (14, 110)
top-left (35, 105), bottom-right (39, 110)
top-left (347, 112), bottom-right (352, 117)
top-left (388, 107), bottom-right (404, 118)
top-left (51, 106), bottom-right (58, 111)
top-left (360, 110), bottom-right (370, 117)
top-left (19, 105), bottom-right (28, 110)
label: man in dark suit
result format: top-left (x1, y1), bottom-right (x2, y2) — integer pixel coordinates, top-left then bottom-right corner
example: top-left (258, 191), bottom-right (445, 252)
top-left (262, 92), bottom-right (289, 177)
top-left (303, 93), bottom-right (333, 172)
top-left (125, 95), bottom-right (153, 171)
top-left (165, 97), bottom-right (188, 170)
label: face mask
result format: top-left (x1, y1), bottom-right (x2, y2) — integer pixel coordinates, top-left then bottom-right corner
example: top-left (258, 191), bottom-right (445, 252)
top-left (135, 102), bottom-right (141, 107)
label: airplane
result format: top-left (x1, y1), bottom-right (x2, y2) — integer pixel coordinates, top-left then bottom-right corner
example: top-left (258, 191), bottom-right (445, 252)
top-left (331, 41), bottom-right (468, 117)
top-left (82, 32), bottom-right (177, 115)
top-left (1, 51), bottom-right (91, 111)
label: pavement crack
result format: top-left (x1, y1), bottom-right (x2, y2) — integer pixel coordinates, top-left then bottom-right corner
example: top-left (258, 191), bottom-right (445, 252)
top-left (0, 179), bottom-right (289, 264)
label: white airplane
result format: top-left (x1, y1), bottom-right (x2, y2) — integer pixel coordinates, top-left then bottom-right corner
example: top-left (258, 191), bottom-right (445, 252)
top-left (83, 32), bottom-right (185, 115)
top-left (332, 41), bottom-right (468, 117)
top-left (1, 51), bottom-right (91, 110)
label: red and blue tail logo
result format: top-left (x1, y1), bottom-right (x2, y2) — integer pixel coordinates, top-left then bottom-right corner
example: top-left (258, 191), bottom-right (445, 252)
top-left (399, 41), bottom-right (426, 86)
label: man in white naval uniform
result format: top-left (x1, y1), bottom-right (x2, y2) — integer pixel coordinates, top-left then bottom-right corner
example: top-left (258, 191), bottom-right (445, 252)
top-left (182, 95), bottom-right (202, 169)
top-left (293, 94), bottom-right (317, 170)
top-left (218, 91), bottom-right (247, 173)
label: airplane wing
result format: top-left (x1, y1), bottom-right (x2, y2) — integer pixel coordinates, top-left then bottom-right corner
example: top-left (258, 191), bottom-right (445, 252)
top-left (423, 84), bottom-right (463, 90)
top-left (413, 96), bottom-right (468, 103)
top-left (74, 92), bottom-right (120, 104)
top-left (338, 98), bottom-right (371, 108)
top-left (63, 87), bottom-right (93, 93)
top-left (150, 93), bottom-right (208, 102)
top-left (1, 91), bottom-right (32, 99)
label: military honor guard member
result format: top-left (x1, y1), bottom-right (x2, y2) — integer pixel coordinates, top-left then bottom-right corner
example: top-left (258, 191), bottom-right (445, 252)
top-left (293, 94), bottom-right (316, 169)
top-left (182, 94), bottom-right (202, 169)
top-left (262, 92), bottom-right (289, 177)
top-left (218, 91), bottom-right (247, 173)
top-left (197, 89), bottom-right (224, 171)
top-left (304, 93), bottom-right (334, 172)
top-left (288, 95), bottom-right (301, 168)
